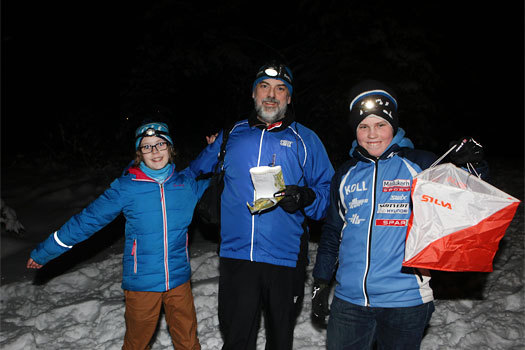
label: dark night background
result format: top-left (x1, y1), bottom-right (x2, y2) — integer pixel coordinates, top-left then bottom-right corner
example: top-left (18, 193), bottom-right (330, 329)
top-left (1, 1), bottom-right (524, 172)
top-left (0, 4), bottom-right (523, 346)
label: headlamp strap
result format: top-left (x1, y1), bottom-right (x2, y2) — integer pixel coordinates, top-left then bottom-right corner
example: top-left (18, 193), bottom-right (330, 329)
top-left (257, 63), bottom-right (292, 84)
top-left (136, 128), bottom-right (170, 140)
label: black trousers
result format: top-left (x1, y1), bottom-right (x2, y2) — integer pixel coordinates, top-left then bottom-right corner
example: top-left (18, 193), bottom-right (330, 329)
top-left (218, 258), bottom-right (302, 350)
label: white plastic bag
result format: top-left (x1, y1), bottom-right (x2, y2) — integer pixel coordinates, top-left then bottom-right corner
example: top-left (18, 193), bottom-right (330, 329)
top-left (403, 163), bottom-right (520, 272)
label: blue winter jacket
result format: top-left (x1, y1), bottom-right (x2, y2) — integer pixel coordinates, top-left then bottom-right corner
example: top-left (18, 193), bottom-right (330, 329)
top-left (30, 164), bottom-right (209, 292)
top-left (188, 114), bottom-right (334, 267)
top-left (313, 129), bottom-right (437, 307)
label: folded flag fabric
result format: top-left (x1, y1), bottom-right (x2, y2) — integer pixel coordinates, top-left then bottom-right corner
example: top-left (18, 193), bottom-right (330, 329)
top-left (403, 163), bottom-right (520, 272)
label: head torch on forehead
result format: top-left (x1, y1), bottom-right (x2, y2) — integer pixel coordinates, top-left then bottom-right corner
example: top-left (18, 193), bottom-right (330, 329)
top-left (134, 122), bottom-right (173, 150)
top-left (256, 63), bottom-right (293, 85)
top-left (350, 91), bottom-right (398, 118)
top-left (135, 127), bottom-right (170, 140)
top-left (357, 97), bottom-right (394, 116)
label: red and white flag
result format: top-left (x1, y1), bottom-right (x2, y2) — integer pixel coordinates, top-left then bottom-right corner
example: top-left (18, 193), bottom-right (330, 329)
top-left (403, 163), bottom-right (520, 272)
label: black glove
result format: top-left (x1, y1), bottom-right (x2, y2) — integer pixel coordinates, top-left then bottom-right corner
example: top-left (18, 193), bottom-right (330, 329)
top-left (275, 185), bottom-right (316, 214)
top-left (449, 137), bottom-right (484, 165)
top-left (311, 280), bottom-right (330, 328)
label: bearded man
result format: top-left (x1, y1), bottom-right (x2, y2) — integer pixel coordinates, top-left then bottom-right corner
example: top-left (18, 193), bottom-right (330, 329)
top-left (188, 61), bottom-right (334, 350)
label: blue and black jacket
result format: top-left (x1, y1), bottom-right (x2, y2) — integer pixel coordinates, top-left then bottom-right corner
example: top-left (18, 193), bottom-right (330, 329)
top-left (188, 113), bottom-right (334, 267)
top-left (30, 164), bottom-right (209, 292)
top-left (313, 129), bottom-right (437, 307)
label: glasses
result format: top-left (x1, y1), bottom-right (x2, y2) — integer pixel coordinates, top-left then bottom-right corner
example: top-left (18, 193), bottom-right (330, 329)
top-left (139, 141), bottom-right (169, 154)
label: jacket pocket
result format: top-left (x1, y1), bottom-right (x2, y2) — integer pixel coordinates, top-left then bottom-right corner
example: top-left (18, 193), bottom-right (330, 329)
top-left (131, 238), bottom-right (137, 274)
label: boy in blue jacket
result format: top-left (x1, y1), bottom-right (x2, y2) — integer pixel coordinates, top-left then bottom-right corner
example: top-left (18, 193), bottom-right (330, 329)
top-left (312, 80), bottom-right (486, 349)
top-left (27, 120), bottom-right (208, 350)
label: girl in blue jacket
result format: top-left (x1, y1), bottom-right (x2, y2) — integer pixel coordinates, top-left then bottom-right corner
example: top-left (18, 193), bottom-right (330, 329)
top-left (27, 121), bottom-right (208, 350)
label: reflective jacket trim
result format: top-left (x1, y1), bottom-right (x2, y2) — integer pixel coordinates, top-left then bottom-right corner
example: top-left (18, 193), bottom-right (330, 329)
top-left (287, 125), bottom-right (307, 167)
top-left (54, 232), bottom-right (72, 249)
top-left (401, 158), bottom-right (419, 177)
top-left (362, 159), bottom-right (377, 306)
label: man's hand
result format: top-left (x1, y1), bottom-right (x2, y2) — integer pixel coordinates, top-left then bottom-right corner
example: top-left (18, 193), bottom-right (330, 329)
top-left (206, 133), bottom-right (219, 145)
top-left (274, 185), bottom-right (316, 213)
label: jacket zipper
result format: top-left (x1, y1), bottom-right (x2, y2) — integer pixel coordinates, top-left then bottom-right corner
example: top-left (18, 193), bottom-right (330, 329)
top-left (132, 239), bottom-right (137, 273)
top-left (250, 129), bottom-right (266, 261)
top-left (160, 183), bottom-right (170, 291)
top-left (362, 158), bottom-right (378, 306)
top-left (185, 232), bottom-right (189, 262)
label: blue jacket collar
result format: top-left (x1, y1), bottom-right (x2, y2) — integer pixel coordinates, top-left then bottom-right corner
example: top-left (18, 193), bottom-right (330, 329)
top-left (138, 162), bottom-right (175, 183)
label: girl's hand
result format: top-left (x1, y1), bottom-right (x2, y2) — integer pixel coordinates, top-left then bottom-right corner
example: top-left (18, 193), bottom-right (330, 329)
top-left (26, 258), bottom-right (43, 269)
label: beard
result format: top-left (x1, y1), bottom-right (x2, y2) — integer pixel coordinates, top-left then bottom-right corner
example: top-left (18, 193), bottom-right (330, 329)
top-left (254, 97), bottom-right (288, 124)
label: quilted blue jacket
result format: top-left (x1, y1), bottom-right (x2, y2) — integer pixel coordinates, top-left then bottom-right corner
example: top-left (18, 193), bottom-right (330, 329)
top-left (30, 164), bottom-right (209, 292)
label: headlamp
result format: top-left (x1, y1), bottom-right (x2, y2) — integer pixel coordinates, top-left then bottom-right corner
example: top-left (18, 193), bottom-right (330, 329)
top-left (134, 121), bottom-right (173, 150)
top-left (357, 97), bottom-right (395, 119)
top-left (136, 127), bottom-right (170, 140)
top-left (264, 67), bottom-right (279, 77)
top-left (350, 90), bottom-right (397, 112)
top-left (364, 99), bottom-right (376, 110)
top-left (255, 63), bottom-right (293, 85)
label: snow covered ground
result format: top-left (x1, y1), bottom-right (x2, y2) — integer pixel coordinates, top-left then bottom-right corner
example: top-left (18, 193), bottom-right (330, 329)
top-left (1, 157), bottom-right (523, 349)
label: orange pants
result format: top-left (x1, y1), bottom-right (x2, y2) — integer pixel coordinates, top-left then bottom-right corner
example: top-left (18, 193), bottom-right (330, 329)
top-left (122, 281), bottom-right (200, 350)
